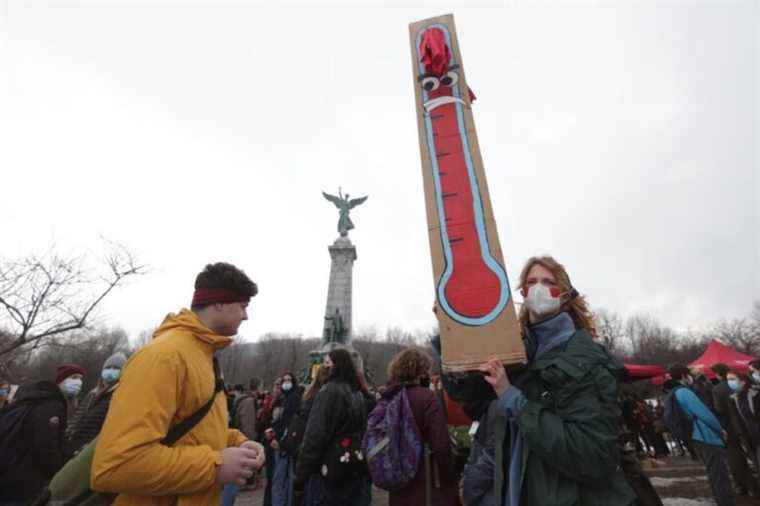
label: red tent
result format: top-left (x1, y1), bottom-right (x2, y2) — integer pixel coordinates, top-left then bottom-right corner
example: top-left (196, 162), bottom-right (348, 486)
top-left (624, 364), bottom-right (666, 380)
top-left (688, 339), bottom-right (756, 376)
top-left (649, 339), bottom-right (756, 385)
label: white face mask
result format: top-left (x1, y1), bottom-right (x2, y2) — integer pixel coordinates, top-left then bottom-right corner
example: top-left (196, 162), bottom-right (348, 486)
top-left (61, 378), bottom-right (83, 397)
top-left (524, 283), bottom-right (562, 318)
top-left (753, 372), bottom-right (760, 383)
top-left (282, 381), bottom-right (293, 392)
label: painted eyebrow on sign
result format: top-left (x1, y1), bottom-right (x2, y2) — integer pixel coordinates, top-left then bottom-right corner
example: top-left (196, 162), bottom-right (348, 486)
top-left (417, 64), bottom-right (461, 81)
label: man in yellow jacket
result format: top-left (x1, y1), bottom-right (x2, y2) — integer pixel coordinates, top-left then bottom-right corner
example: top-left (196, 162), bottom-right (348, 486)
top-left (92, 262), bottom-right (265, 505)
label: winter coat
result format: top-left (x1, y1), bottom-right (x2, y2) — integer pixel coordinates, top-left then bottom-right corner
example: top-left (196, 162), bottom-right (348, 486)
top-left (0, 380), bottom-right (67, 501)
top-left (712, 380), bottom-right (743, 435)
top-left (293, 380), bottom-right (368, 488)
top-left (64, 383), bottom-right (118, 458)
top-left (513, 327), bottom-right (636, 506)
top-left (462, 399), bottom-right (501, 506)
top-left (273, 387), bottom-right (303, 442)
top-left (387, 384), bottom-right (458, 506)
top-left (234, 391), bottom-right (259, 441)
top-left (464, 319), bottom-right (636, 506)
top-left (730, 387), bottom-right (760, 447)
top-left (91, 309), bottom-right (248, 506)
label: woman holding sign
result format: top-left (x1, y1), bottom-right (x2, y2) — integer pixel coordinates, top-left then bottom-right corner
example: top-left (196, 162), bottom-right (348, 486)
top-left (464, 255), bottom-right (637, 506)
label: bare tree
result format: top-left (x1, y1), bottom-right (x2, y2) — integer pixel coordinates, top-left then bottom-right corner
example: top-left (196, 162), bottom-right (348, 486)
top-left (751, 301), bottom-right (760, 335)
top-left (593, 308), bottom-right (625, 356)
top-left (384, 326), bottom-right (418, 346)
top-left (10, 326), bottom-right (131, 388)
top-left (623, 312), bottom-right (685, 364)
top-left (709, 317), bottom-right (759, 356)
top-left (0, 241), bottom-right (145, 362)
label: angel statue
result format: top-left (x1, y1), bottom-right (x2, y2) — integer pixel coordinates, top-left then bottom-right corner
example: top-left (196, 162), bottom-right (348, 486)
top-left (322, 188), bottom-right (368, 237)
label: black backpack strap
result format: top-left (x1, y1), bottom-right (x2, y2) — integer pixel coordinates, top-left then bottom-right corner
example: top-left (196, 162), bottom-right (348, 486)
top-left (161, 356), bottom-right (224, 446)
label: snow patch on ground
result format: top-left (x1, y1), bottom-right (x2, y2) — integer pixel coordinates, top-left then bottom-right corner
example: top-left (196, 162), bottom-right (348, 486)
top-left (650, 476), bottom-right (707, 487)
top-left (662, 498), bottom-right (715, 506)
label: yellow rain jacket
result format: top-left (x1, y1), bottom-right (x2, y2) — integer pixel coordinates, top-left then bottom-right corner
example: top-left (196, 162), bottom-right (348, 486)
top-left (91, 309), bottom-right (247, 505)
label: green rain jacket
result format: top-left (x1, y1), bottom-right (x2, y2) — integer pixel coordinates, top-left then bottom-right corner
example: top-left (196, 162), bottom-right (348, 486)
top-left (504, 326), bottom-right (637, 506)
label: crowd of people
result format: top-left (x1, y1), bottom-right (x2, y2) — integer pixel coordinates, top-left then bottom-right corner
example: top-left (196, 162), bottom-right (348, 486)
top-left (1, 258), bottom-right (760, 506)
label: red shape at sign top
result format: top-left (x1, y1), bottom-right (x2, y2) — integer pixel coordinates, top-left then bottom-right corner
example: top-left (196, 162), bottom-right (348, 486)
top-left (419, 28), bottom-right (451, 77)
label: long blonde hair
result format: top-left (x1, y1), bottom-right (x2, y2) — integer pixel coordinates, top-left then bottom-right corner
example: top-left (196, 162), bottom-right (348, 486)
top-left (517, 255), bottom-right (596, 337)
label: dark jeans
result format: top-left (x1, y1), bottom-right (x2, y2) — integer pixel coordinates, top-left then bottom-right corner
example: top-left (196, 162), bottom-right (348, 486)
top-left (695, 440), bottom-right (736, 506)
top-left (304, 474), bottom-right (326, 506)
top-left (726, 433), bottom-right (755, 493)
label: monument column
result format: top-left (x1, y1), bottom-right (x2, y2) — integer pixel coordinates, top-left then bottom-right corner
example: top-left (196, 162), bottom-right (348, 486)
top-left (324, 236), bottom-right (357, 339)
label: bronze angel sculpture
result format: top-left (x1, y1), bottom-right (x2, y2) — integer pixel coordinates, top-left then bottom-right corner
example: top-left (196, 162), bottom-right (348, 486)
top-left (322, 188), bottom-right (368, 237)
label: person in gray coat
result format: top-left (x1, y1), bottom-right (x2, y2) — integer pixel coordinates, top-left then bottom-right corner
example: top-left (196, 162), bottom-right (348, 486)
top-left (711, 363), bottom-right (756, 496)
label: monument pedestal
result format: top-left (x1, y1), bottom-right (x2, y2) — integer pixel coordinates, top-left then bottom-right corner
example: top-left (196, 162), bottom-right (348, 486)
top-left (304, 236), bottom-right (358, 383)
top-left (324, 236), bottom-right (357, 339)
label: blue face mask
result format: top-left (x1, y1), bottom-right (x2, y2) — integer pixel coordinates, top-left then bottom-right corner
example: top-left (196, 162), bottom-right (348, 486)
top-left (101, 368), bottom-right (121, 384)
top-left (728, 379), bottom-right (743, 392)
top-left (0, 388), bottom-right (8, 397)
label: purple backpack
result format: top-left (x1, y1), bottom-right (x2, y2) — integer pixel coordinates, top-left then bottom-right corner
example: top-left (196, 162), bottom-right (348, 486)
top-left (361, 386), bottom-right (422, 490)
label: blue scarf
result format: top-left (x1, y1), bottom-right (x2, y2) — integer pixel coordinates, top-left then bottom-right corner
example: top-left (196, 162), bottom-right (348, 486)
top-left (504, 311), bottom-right (576, 506)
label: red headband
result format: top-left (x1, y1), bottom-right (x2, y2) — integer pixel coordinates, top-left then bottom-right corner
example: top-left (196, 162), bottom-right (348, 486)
top-left (192, 288), bottom-right (248, 307)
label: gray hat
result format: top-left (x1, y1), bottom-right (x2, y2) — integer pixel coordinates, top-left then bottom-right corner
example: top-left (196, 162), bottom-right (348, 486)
top-left (103, 352), bottom-right (127, 370)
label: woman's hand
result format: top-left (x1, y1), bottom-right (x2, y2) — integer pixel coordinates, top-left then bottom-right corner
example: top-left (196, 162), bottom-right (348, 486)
top-left (478, 358), bottom-right (510, 396)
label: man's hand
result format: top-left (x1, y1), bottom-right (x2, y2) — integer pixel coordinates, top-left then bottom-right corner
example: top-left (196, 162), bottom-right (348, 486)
top-left (270, 438), bottom-right (280, 450)
top-left (216, 447), bottom-right (260, 486)
top-left (478, 358), bottom-right (511, 396)
top-left (240, 440), bottom-right (266, 470)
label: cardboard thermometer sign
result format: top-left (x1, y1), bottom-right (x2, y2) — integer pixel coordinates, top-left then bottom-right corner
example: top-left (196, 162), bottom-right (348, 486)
top-left (409, 14), bottom-right (525, 372)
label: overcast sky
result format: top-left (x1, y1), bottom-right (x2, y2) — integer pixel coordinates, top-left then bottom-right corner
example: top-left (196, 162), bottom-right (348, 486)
top-left (1, 0), bottom-right (757, 343)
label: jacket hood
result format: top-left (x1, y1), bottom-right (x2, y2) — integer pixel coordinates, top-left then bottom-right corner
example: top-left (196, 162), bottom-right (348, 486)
top-left (153, 308), bottom-right (233, 350)
top-left (14, 380), bottom-right (65, 403)
top-left (103, 351), bottom-right (128, 370)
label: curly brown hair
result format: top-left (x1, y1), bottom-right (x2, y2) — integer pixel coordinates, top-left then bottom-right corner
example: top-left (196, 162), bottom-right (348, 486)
top-left (388, 348), bottom-right (432, 384)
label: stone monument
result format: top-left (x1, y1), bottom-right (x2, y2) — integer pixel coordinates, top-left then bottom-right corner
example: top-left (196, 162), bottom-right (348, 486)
top-left (320, 188), bottom-right (367, 343)
top-left (305, 188), bottom-right (368, 382)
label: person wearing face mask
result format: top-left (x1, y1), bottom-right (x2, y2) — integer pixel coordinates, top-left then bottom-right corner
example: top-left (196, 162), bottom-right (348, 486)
top-left (0, 363), bottom-right (83, 504)
top-left (667, 363), bottom-right (736, 505)
top-left (57, 364), bottom-right (86, 419)
top-left (63, 352), bottom-right (127, 458)
top-left (726, 371), bottom-right (760, 492)
top-left (748, 360), bottom-right (760, 386)
top-left (711, 363), bottom-right (755, 497)
top-left (471, 255), bottom-right (637, 506)
top-left (271, 372), bottom-right (302, 506)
